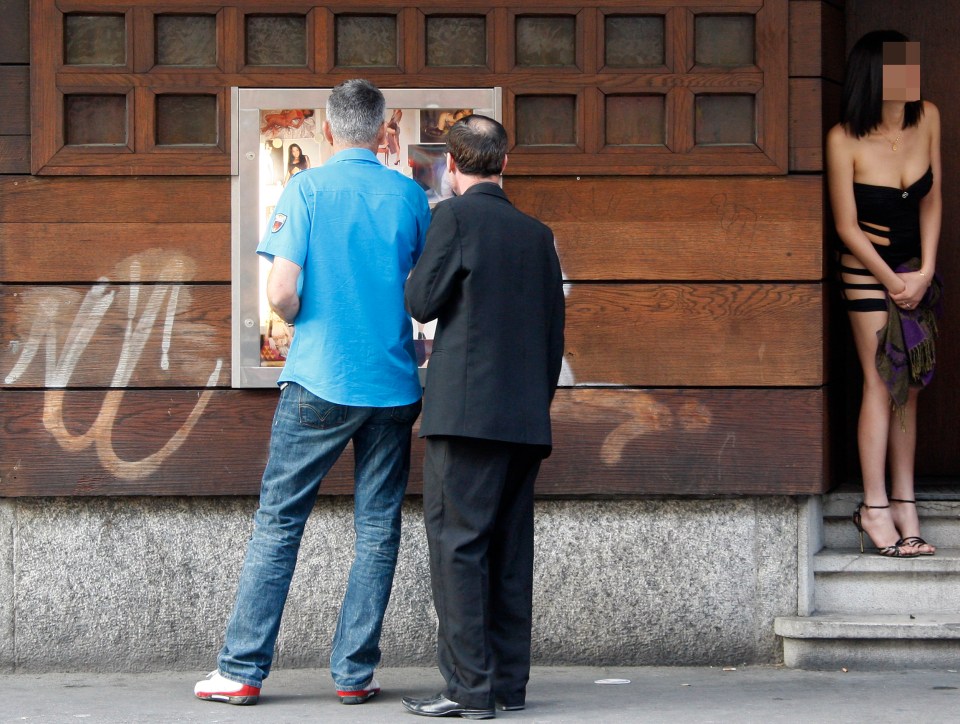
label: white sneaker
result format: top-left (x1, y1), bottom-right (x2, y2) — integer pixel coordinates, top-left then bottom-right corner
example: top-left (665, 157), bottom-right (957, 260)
top-left (337, 676), bottom-right (381, 704)
top-left (194, 670), bottom-right (261, 705)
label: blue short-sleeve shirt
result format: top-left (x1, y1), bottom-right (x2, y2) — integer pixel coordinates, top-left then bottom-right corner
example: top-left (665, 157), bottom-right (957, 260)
top-left (257, 148), bottom-right (430, 407)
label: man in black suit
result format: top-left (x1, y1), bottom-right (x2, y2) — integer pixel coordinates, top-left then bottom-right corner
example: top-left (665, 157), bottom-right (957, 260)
top-left (401, 115), bottom-right (565, 720)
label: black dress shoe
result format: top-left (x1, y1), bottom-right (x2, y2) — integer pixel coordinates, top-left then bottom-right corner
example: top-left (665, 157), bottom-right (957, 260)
top-left (401, 692), bottom-right (495, 719)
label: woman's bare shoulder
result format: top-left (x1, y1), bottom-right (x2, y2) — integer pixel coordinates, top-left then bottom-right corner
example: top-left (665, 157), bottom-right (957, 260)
top-left (826, 123), bottom-right (856, 156)
top-left (921, 100), bottom-right (941, 127)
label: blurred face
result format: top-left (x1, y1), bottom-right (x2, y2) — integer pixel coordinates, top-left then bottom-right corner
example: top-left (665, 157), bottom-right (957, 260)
top-left (882, 41), bottom-right (921, 102)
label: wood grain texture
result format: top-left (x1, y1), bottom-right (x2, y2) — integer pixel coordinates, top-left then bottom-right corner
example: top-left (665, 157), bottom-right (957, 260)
top-left (789, 78), bottom-right (824, 172)
top-left (0, 137), bottom-right (29, 174)
top-left (1, 175), bottom-right (822, 282)
top-left (564, 283), bottom-right (824, 386)
top-left (0, 387), bottom-right (826, 496)
top-left (0, 0), bottom-right (29, 64)
top-left (789, 1), bottom-right (845, 82)
top-left (0, 284), bottom-right (231, 388)
top-left (0, 176), bottom-right (230, 222)
top-left (2, 281), bottom-right (824, 388)
top-left (0, 67), bottom-right (29, 135)
top-left (0, 223), bottom-right (231, 282)
top-left (504, 176), bottom-right (823, 280)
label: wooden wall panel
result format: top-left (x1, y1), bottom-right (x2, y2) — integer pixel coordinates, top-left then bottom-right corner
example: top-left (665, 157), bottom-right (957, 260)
top-left (565, 284), bottom-right (824, 386)
top-left (542, 388), bottom-right (826, 494)
top-left (0, 67), bottom-right (29, 135)
top-left (0, 0), bottom-right (29, 64)
top-left (0, 224), bottom-right (231, 282)
top-left (0, 284), bottom-right (230, 388)
top-left (789, 1), bottom-right (845, 82)
top-left (1, 175), bottom-right (822, 283)
top-left (507, 176), bottom-right (823, 280)
top-left (0, 176), bottom-right (229, 223)
top-left (787, 1), bottom-right (844, 172)
top-left (2, 281), bottom-right (823, 388)
top-left (0, 137), bottom-right (29, 174)
top-left (0, 388), bottom-right (827, 496)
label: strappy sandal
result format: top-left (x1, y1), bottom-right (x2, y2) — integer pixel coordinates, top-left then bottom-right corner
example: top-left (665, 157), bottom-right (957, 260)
top-left (852, 502), bottom-right (919, 558)
top-left (889, 498), bottom-right (936, 556)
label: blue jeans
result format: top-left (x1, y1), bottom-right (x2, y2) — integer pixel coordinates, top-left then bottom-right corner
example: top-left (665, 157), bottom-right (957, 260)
top-left (217, 382), bottom-right (421, 690)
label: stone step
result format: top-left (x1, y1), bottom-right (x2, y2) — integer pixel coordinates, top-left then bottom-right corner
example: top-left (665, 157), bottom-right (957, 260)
top-left (822, 493), bottom-right (960, 519)
top-left (824, 516), bottom-right (960, 548)
top-left (822, 494), bottom-right (960, 549)
top-left (813, 548), bottom-right (960, 614)
top-left (775, 613), bottom-right (960, 670)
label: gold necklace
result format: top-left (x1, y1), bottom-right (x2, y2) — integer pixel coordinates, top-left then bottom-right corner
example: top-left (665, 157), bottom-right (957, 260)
top-left (879, 125), bottom-right (903, 151)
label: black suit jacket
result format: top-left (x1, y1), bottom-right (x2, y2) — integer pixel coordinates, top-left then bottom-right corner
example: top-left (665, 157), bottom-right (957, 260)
top-left (405, 182), bottom-right (565, 448)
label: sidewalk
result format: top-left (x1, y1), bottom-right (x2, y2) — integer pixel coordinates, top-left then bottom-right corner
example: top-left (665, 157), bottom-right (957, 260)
top-left (2, 665), bottom-right (957, 723)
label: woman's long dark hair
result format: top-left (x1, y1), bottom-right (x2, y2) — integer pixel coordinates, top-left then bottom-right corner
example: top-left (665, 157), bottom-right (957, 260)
top-left (287, 143), bottom-right (307, 170)
top-left (841, 29), bottom-right (924, 138)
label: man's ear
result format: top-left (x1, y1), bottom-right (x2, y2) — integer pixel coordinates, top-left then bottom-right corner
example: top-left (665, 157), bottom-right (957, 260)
top-left (376, 121), bottom-right (387, 147)
top-left (446, 152), bottom-right (457, 173)
top-left (322, 120), bottom-right (334, 145)
top-left (501, 154), bottom-right (508, 175)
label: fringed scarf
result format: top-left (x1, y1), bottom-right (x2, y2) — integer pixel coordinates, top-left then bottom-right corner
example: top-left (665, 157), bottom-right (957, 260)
top-left (875, 258), bottom-right (944, 420)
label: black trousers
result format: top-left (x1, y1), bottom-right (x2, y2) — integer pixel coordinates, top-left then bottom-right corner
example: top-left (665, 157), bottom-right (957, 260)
top-left (422, 435), bottom-right (543, 710)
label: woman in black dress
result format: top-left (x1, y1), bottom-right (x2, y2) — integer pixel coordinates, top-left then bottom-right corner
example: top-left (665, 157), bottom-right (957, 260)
top-left (827, 30), bottom-right (942, 557)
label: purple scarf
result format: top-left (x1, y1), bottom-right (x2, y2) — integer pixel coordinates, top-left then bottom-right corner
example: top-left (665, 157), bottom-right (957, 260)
top-left (876, 259), bottom-right (943, 416)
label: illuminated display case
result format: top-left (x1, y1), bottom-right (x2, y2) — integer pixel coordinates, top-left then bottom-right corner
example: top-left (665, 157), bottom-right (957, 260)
top-left (231, 87), bottom-right (502, 388)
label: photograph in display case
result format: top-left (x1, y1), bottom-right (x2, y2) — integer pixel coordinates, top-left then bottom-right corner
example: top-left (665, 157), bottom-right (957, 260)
top-left (420, 108), bottom-right (472, 141)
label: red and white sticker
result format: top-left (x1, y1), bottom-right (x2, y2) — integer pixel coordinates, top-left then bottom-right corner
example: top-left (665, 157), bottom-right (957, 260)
top-left (271, 213), bottom-right (287, 233)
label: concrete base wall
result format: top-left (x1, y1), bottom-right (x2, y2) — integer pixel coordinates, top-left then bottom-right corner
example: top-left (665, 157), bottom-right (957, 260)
top-left (0, 496), bottom-right (800, 673)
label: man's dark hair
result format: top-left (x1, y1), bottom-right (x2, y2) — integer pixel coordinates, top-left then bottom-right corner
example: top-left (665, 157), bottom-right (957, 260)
top-left (445, 115), bottom-right (507, 176)
top-left (841, 29), bottom-right (923, 138)
top-left (326, 79), bottom-right (386, 146)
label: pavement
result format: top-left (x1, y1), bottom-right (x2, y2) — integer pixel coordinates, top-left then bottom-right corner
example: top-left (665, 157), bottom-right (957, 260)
top-left (2, 665), bottom-right (958, 723)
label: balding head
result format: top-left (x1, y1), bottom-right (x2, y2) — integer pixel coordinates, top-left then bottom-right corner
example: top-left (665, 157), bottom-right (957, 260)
top-left (445, 115), bottom-right (508, 177)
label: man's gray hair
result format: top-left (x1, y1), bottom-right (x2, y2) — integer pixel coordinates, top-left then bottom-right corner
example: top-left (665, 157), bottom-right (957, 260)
top-left (326, 79), bottom-right (386, 146)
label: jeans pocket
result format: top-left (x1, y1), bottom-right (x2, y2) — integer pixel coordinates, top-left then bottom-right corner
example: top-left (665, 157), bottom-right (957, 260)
top-left (390, 399), bottom-right (422, 424)
top-left (297, 388), bottom-right (348, 429)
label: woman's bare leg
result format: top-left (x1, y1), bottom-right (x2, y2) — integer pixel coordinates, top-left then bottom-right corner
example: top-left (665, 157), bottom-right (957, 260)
top-left (846, 307), bottom-right (912, 550)
top-left (889, 388), bottom-right (935, 553)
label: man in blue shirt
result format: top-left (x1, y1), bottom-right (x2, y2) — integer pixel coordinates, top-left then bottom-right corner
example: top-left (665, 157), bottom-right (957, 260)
top-left (195, 79), bottom-right (430, 707)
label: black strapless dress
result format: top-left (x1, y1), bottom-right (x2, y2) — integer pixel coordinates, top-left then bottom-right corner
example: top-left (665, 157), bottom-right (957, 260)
top-left (840, 167), bottom-right (933, 312)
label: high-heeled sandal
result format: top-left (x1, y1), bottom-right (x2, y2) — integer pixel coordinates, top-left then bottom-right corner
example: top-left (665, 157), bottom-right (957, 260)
top-left (889, 498), bottom-right (936, 555)
top-left (851, 502), bottom-right (919, 557)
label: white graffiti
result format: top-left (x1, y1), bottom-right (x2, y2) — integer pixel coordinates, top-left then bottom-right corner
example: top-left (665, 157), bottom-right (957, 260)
top-left (4, 253), bottom-right (223, 480)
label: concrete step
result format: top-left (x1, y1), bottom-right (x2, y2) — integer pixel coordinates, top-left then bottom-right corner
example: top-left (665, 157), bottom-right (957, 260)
top-left (823, 494), bottom-right (960, 549)
top-left (813, 548), bottom-right (960, 614)
top-left (775, 613), bottom-right (960, 669)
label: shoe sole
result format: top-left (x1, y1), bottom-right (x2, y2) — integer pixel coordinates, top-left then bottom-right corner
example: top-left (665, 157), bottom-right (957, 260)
top-left (338, 689), bottom-right (379, 705)
top-left (400, 702), bottom-right (495, 719)
top-left (195, 692), bottom-right (259, 706)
